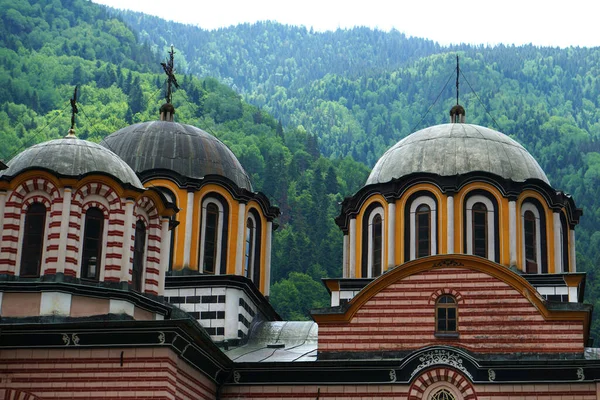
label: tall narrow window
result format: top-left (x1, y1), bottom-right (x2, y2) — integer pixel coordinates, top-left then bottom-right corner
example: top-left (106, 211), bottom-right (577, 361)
top-left (132, 220), bottom-right (146, 291)
top-left (81, 208), bottom-right (104, 280)
top-left (472, 203), bottom-right (487, 258)
top-left (20, 203), bottom-right (46, 277)
top-left (524, 210), bottom-right (537, 273)
top-left (436, 295), bottom-right (457, 333)
top-left (244, 216), bottom-right (255, 278)
top-left (203, 203), bottom-right (219, 274)
top-left (417, 204), bottom-right (431, 258)
top-left (372, 214), bottom-right (383, 277)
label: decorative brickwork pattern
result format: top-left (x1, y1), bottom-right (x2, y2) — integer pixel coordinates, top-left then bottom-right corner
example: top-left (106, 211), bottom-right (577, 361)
top-left (0, 178), bottom-right (58, 275)
top-left (408, 368), bottom-right (475, 400)
top-left (0, 347), bottom-right (215, 400)
top-left (135, 196), bottom-right (161, 295)
top-left (319, 267), bottom-right (584, 354)
top-left (73, 183), bottom-right (124, 282)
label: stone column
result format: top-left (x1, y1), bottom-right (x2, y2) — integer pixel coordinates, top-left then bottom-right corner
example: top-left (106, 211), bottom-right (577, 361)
top-left (447, 195), bottom-right (454, 253)
top-left (121, 198), bottom-right (135, 284)
top-left (158, 217), bottom-right (171, 296)
top-left (183, 191), bottom-right (194, 268)
top-left (553, 212), bottom-right (562, 273)
top-left (56, 187), bottom-right (72, 274)
top-left (342, 234), bottom-right (349, 278)
top-left (349, 218), bottom-right (357, 278)
top-left (570, 229), bottom-right (576, 272)
top-left (235, 202), bottom-right (247, 276)
top-left (509, 200), bottom-right (517, 266)
top-left (387, 202), bottom-right (396, 270)
top-left (264, 221), bottom-right (273, 296)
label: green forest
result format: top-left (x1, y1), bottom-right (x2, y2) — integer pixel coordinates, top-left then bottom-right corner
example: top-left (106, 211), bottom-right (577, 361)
top-left (3, 0), bottom-right (600, 338)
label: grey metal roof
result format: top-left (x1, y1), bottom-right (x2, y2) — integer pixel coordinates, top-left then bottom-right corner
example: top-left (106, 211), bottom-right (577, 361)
top-left (224, 321), bottom-right (318, 362)
top-left (367, 123), bottom-right (549, 186)
top-left (101, 121), bottom-right (252, 190)
top-left (0, 137), bottom-right (144, 189)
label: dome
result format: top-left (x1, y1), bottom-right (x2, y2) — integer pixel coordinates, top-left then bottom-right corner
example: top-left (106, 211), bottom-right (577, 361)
top-left (0, 137), bottom-right (144, 189)
top-left (366, 123), bottom-right (549, 185)
top-left (100, 121), bottom-right (252, 190)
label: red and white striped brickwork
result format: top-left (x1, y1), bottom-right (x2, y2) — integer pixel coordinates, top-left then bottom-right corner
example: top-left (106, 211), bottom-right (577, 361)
top-left (135, 196), bottom-right (162, 295)
top-left (72, 183), bottom-right (122, 280)
top-left (221, 375), bottom-right (598, 400)
top-left (0, 178), bottom-right (59, 275)
top-left (319, 268), bottom-right (584, 354)
top-left (0, 178), bottom-right (166, 294)
top-left (0, 347), bottom-right (216, 400)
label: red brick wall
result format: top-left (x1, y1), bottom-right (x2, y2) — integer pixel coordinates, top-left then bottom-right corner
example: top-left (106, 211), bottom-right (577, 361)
top-left (319, 267), bottom-right (584, 354)
top-left (0, 347), bottom-right (216, 400)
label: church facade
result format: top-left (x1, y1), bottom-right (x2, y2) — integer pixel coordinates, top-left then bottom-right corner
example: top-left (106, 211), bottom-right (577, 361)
top-left (0, 78), bottom-right (599, 399)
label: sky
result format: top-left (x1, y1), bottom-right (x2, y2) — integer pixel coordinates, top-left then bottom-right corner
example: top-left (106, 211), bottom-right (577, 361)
top-left (91, 0), bottom-right (600, 48)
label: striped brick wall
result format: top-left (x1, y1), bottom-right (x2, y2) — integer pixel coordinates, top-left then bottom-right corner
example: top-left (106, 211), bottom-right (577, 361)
top-left (73, 183), bottom-right (124, 282)
top-left (221, 384), bottom-right (410, 399)
top-left (136, 196), bottom-right (162, 295)
top-left (319, 267), bottom-right (585, 354)
top-left (0, 178), bottom-right (59, 275)
top-left (0, 347), bottom-right (215, 400)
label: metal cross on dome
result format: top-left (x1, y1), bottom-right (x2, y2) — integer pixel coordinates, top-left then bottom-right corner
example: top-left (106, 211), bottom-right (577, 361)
top-left (70, 86), bottom-right (78, 130)
top-left (161, 45), bottom-right (179, 104)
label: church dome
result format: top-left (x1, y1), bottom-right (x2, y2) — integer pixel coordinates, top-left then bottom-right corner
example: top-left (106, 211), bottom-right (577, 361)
top-left (0, 137), bottom-right (144, 189)
top-left (366, 123), bottom-right (549, 185)
top-left (100, 121), bottom-right (252, 190)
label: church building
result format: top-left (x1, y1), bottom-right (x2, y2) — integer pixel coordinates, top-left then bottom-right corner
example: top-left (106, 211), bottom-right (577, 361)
top-left (1, 59), bottom-right (599, 400)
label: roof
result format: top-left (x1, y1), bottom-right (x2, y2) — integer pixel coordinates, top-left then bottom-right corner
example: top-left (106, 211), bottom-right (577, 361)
top-left (224, 321), bottom-right (318, 362)
top-left (367, 123), bottom-right (549, 186)
top-left (101, 121), bottom-right (252, 190)
top-left (0, 137), bottom-right (143, 189)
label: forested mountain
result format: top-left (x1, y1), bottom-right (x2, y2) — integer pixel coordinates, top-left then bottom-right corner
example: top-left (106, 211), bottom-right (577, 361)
top-left (3, 0), bottom-right (600, 338)
top-left (113, 10), bottom-right (600, 333)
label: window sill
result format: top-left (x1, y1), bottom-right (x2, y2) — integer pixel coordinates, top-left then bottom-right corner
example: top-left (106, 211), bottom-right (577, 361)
top-left (434, 332), bottom-right (459, 339)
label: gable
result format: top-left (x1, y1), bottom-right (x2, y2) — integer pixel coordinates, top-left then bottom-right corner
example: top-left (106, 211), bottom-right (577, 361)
top-left (314, 255), bottom-right (589, 356)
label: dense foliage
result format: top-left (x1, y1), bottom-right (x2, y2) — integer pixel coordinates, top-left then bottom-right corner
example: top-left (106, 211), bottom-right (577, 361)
top-left (3, 1), bottom-right (600, 339)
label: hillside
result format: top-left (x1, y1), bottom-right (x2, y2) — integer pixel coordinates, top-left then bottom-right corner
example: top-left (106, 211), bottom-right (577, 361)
top-left (3, 0), bottom-right (600, 338)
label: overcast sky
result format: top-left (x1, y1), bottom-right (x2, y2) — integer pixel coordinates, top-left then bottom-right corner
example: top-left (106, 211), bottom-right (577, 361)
top-left (91, 0), bottom-right (600, 48)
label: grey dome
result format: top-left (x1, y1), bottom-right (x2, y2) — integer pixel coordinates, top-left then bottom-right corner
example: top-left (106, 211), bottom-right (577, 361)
top-left (367, 123), bottom-right (549, 185)
top-left (0, 137), bottom-right (144, 189)
top-left (101, 121), bottom-right (252, 190)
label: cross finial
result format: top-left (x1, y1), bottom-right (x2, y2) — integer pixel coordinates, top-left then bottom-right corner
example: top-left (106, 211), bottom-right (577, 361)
top-left (70, 86), bottom-right (78, 130)
top-left (161, 45), bottom-right (179, 104)
top-left (456, 55), bottom-right (460, 105)
top-left (65, 86), bottom-right (78, 138)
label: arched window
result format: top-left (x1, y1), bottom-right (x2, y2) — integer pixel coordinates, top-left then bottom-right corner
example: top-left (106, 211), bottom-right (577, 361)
top-left (406, 194), bottom-right (437, 261)
top-left (199, 196), bottom-right (229, 275)
top-left (435, 295), bottom-right (457, 333)
top-left (202, 202), bottom-right (219, 274)
top-left (81, 207), bottom-right (104, 280)
top-left (430, 388), bottom-right (457, 400)
top-left (244, 215), bottom-right (256, 279)
top-left (20, 203), bottom-right (47, 277)
top-left (464, 193), bottom-right (498, 262)
top-left (362, 204), bottom-right (384, 278)
top-left (371, 214), bottom-right (383, 277)
top-left (472, 203), bottom-right (487, 258)
top-left (520, 200), bottom-right (548, 273)
top-left (524, 210), bottom-right (537, 273)
top-left (416, 204), bottom-right (431, 258)
top-left (132, 220), bottom-right (146, 291)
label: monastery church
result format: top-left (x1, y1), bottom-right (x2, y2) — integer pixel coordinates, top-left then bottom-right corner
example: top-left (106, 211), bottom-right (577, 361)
top-left (0, 55), bottom-right (599, 400)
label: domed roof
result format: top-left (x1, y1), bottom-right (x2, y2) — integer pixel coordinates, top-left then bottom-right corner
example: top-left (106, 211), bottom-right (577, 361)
top-left (0, 137), bottom-right (144, 189)
top-left (366, 123), bottom-right (549, 185)
top-left (100, 121), bottom-right (252, 190)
